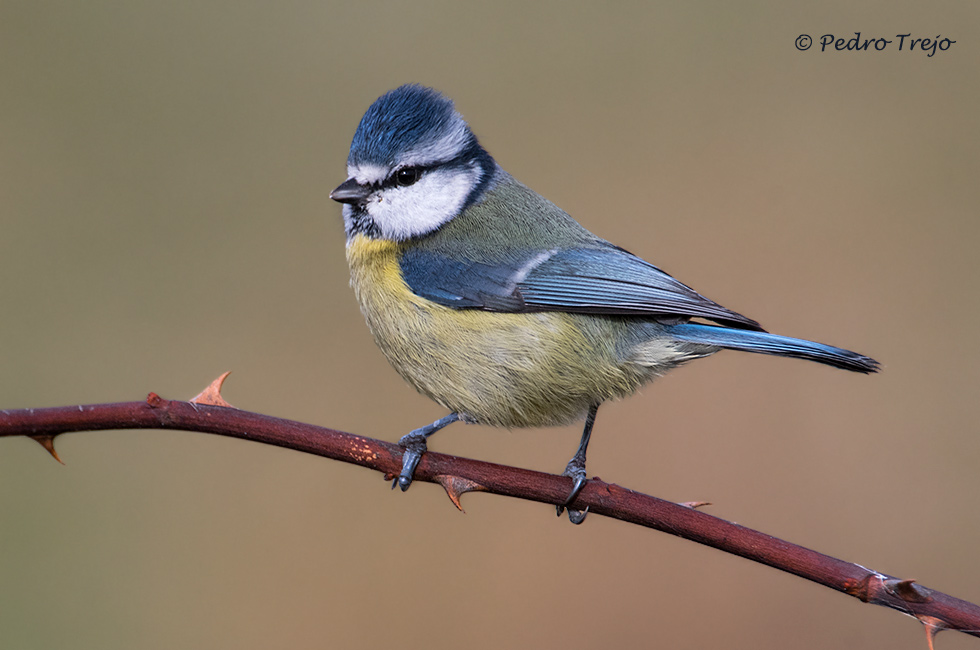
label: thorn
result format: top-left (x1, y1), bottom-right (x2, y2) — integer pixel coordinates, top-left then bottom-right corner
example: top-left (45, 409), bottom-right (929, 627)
top-left (885, 578), bottom-right (932, 604)
top-left (190, 371), bottom-right (236, 408)
top-left (30, 435), bottom-right (64, 464)
top-left (680, 501), bottom-right (712, 509)
top-left (435, 475), bottom-right (487, 513)
top-left (919, 616), bottom-right (945, 650)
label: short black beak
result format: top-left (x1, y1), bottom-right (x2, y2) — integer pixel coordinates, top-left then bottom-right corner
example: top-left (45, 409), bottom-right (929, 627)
top-left (330, 178), bottom-right (371, 205)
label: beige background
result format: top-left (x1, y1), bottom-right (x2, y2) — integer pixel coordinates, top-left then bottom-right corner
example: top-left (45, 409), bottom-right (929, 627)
top-left (1, 2), bottom-right (978, 649)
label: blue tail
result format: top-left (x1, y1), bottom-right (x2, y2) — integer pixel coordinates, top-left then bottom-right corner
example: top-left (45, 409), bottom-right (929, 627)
top-left (668, 323), bottom-right (879, 373)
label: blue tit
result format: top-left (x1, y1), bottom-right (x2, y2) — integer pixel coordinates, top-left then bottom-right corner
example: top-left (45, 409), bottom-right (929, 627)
top-left (330, 84), bottom-right (879, 523)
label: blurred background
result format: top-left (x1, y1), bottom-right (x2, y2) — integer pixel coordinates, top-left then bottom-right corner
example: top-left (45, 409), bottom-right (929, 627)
top-left (1, 1), bottom-right (977, 648)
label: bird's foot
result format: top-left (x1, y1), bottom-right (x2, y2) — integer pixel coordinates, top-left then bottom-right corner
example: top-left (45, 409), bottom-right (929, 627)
top-left (556, 454), bottom-right (589, 524)
top-left (390, 412), bottom-right (462, 492)
top-left (392, 429), bottom-right (428, 492)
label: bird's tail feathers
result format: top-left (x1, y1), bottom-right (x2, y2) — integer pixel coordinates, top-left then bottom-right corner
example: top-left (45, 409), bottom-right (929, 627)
top-left (669, 323), bottom-right (880, 374)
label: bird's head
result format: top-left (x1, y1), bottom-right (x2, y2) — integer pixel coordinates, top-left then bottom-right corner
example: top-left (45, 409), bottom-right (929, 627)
top-left (331, 85), bottom-right (495, 241)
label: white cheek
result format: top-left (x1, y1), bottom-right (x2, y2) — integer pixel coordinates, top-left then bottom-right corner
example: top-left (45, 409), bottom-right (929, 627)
top-left (367, 167), bottom-right (477, 240)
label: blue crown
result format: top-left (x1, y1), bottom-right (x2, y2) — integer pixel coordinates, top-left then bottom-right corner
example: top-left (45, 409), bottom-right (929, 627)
top-left (348, 84), bottom-right (476, 167)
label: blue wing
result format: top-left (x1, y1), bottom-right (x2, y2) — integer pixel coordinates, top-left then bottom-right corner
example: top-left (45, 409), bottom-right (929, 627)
top-left (400, 245), bottom-right (763, 330)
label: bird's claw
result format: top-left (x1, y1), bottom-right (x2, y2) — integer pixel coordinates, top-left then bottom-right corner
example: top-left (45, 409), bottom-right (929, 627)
top-left (392, 430), bottom-right (428, 491)
top-left (392, 473), bottom-right (414, 491)
top-left (567, 507), bottom-right (589, 525)
top-left (555, 458), bottom-right (589, 523)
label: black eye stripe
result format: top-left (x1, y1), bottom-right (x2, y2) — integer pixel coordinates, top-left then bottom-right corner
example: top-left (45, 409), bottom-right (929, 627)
top-left (379, 144), bottom-right (487, 191)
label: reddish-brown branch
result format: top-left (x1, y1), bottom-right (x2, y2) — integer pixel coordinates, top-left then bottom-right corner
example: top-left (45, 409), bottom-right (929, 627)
top-left (2, 392), bottom-right (978, 644)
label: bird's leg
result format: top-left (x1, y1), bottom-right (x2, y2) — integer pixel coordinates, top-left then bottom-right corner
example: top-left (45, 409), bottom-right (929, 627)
top-left (393, 412), bottom-right (461, 491)
top-left (557, 403), bottom-right (599, 524)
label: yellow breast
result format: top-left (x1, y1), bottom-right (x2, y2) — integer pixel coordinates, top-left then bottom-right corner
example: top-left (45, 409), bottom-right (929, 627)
top-left (345, 234), bottom-right (652, 427)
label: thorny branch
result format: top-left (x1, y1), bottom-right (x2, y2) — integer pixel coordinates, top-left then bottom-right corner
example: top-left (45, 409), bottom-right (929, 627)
top-left (1, 375), bottom-right (977, 649)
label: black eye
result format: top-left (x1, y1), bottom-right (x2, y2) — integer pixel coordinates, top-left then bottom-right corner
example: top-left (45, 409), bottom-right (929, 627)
top-left (394, 167), bottom-right (422, 187)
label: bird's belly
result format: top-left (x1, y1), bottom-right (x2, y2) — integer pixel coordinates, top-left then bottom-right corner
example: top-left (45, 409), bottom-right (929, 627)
top-left (346, 235), bottom-right (658, 427)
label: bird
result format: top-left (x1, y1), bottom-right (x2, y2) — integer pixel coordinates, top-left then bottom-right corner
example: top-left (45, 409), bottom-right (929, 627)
top-left (330, 84), bottom-right (879, 523)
